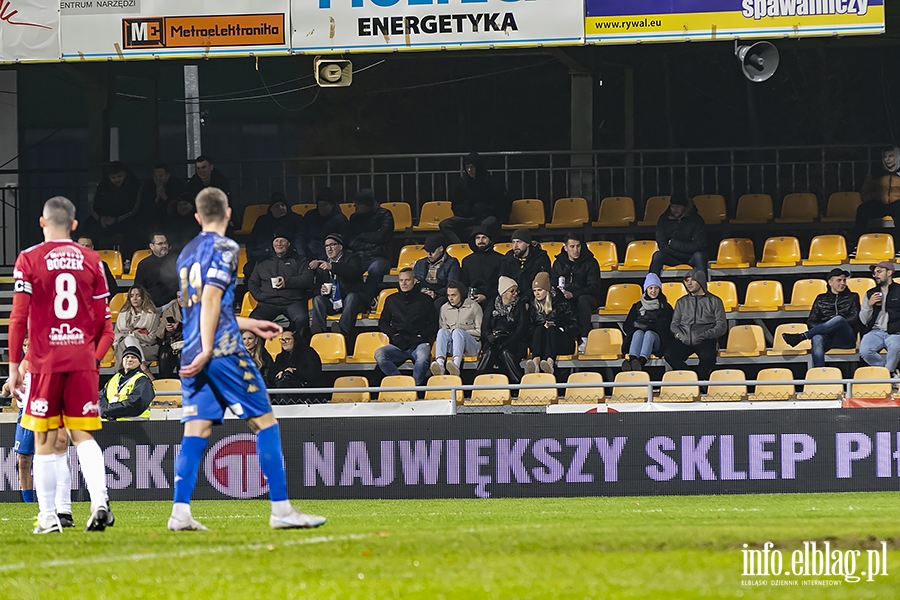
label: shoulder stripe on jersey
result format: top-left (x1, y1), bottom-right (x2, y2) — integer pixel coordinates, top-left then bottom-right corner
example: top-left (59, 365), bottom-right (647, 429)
top-left (93, 292), bottom-right (110, 300)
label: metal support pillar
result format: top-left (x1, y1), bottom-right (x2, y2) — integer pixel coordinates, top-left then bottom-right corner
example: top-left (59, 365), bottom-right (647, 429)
top-left (184, 65), bottom-right (202, 177)
top-left (570, 72), bottom-right (593, 202)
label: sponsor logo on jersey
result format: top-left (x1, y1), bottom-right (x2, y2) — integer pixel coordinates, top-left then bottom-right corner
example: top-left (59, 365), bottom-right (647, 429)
top-left (30, 398), bottom-right (49, 416)
top-left (44, 246), bottom-right (85, 271)
top-left (49, 323), bottom-right (86, 346)
top-left (204, 434), bottom-right (269, 499)
top-left (82, 401), bottom-right (100, 416)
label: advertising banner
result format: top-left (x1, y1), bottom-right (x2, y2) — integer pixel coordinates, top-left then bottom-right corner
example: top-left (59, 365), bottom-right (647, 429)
top-left (291, 0), bottom-right (585, 54)
top-left (0, 0), bottom-right (60, 63)
top-left (2, 410), bottom-right (898, 502)
top-left (584, 0), bottom-right (885, 45)
top-left (59, 0), bottom-right (291, 60)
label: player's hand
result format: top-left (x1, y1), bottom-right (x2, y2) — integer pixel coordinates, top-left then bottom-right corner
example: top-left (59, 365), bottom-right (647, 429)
top-left (245, 319), bottom-right (283, 340)
top-left (7, 368), bottom-right (20, 397)
top-left (179, 350), bottom-right (212, 379)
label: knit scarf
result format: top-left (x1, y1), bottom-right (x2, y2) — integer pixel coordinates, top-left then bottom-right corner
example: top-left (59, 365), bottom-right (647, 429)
top-left (493, 295), bottom-right (518, 321)
top-left (639, 295), bottom-right (660, 316)
top-left (426, 255), bottom-right (444, 285)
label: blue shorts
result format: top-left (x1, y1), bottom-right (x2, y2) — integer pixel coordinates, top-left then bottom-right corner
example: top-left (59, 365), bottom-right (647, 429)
top-left (180, 352), bottom-right (272, 424)
top-left (14, 409), bottom-right (34, 455)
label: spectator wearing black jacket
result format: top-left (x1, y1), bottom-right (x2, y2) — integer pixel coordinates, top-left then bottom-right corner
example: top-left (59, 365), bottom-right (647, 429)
top-left (76, 235), bottom-right (117, 297)
top-left (244, 192), bottom-right (304, 277)
top-left (650, 195), bottom-right (708, 276)
top-left (526, 273), bottom-right (579, 376)
top-left (499, 229), bottom-right (551, 303)
top-left (461, 227), bottom-right (503, 309)
top-left (185, 155), bottom-right (232, 202)
top-left (374, 268), bottom-right (439, 386)
top-left (855, 146), bottom-right (900, 249)
top-left (413, 234), bottom-right (461, 311)
top-left (98, 346), bottom-right (155, 421)
top-left (248, 227), bottom-right (316, 340)
top-left (347, 189), bottom-right (394, 303)
top-left (139, 164), bottom-right (185, 235)
top-left (134, 232), bottom-right (178, 309)
top-left (551, 233), bottom-right (601, 353)
top-left (165, 192), bottom-right (202, 251)
top-left (268, 328), bottom-right (325, 404)
top-left (88, 161), bottom-right (143, 257)
top-left (858, 261), bottom-right (900, 376)
top-left (310, 234), bottom-right (367, 340)
top-left (622, 273), bottom-right (673, 372)
top-left (299, 187), bottom-right (348, 261)
top-left (439, 152), bottom-right (503, 243)
top-left (476, 276), bottom-right (529, 384)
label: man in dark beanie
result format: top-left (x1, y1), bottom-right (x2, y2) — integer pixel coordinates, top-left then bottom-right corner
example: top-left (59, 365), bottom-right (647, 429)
top-left (461, 227), bottom-right (503, 309)
top-left (300, 187), bottom-right (348, 261)
top-left (310, 232), bottom-right (367, 342)
top-left (245, 191), bottom-right (303, 276)
top-left (499, 228), bottom-right (550, 302)
top-left (347, 188), bottom-right (395, 303)
top-left (650, 195), bottom-right (708, 276)
top-left (98, 345), bottom-right (155, 421)
top-left (413, 234), bottom-right (461, 311)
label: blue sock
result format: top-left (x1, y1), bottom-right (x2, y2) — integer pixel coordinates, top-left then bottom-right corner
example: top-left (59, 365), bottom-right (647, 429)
top-left (256, 424), bottom-right (288, 502)
top-left (174, 436), bottom-right (208, 505)
top-left (22, 489), bottom-right (34, 503)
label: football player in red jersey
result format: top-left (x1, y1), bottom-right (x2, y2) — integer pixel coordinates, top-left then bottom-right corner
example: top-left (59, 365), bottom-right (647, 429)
top-left (8, 196), bottom-right (115, 534)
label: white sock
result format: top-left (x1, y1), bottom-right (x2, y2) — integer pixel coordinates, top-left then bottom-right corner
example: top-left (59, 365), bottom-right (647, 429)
top-left (76, 439), bottom-right (108, 509)
top-left (55, 452), bottom-right (72, 514)
top-left (172, 502), bottom-right (192, 519)
top-left (33, 454), bottom-right (57, 520)
top-left (271, 499), bottom-right (292, 517)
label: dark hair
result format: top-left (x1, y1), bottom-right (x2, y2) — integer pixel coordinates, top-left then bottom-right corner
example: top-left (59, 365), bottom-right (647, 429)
top-left (104, 161), bottom-right (127, 177)
top-left (447, 280), bottom-right (467, 296)
top-left (148, 231), bottom-right (167, 243)
top-left (195, 188), bottom-right (228, 222)
top-left (354, 188), bottom-right (376, 208)
top-left (194, 155), bottom-right (211, 164)
top-left (153, 163), bottom-right (170, 173)
top-left (562, 233), bottom-right (584, 245)
top-left (398, 267), bottom-right (414, 275)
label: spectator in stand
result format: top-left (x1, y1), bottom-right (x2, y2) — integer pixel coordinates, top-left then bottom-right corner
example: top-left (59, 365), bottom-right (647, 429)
top-left (413, 234), bottom-right (461, 311)
top-left (498, 229), bottom-right (551, 303)
top-left (98, 345), bottom-right (154, 421)
top-left (157, 297), bottom-right (183, 379)
top-left (114, 285), bottom-right (163, 374)
top-left (88, 161), bottom-right (142, 257)
top-left (244, 192), bottom-right (304, 278)
top-left (854, 146), bottom-right (900, 251)
top-left (858, 261), bottom-right (900, 377)
top-left (781, 268), bottom-right (860, 367)
top-left (140, 164), bottom-right (185, 233)
top-left (477, 276), bottom-right (529, 384)
top-left (165, 192), bottom-right (202, 251)
top-left (347, 189), bottom-right (394, 304)
top-left (650, 195), bottom-right (707, 277)
top-left (268, 327), bottom-right (325, 404)
top-left (134, 232), bottom-right (178, 310)
top-left (76, 234), bottom-right (117, 297)
top-left (247, 227), bottom-right (315, 341)
top-left (243, 330), bottom-right (274, 384)
top-left (440, 152), bottom-right (504, 243)
top-left (525, 272), bottom-right (579, 376)
top-left (621, 273), bottom-right (673, 372)
top-left (551, 233), bottom-right (600, 354)
top-left (665, 269), bottom-right (726, 381)
top-left (310, 234), bottom-right (366, 340)
top-left (374, 268), bottom-right (438, 386)
top-left (431, 280), bottom-right (482, 377)
top-left (461, 227), bottom-right (503, 310)
top-left (186, 155), bottom-right (231, 201)
top-left (299, 187), bottom-right (348, 261)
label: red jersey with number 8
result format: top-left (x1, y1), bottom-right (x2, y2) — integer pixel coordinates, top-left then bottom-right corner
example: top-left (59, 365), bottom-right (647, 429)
top-left (13, 240), bottom-right (110, 374)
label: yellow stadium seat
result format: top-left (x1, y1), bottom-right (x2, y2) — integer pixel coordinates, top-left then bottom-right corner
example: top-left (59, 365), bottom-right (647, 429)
top-left (619, 240), bottom-right (658, 271)
top-left (235, 204), bottom-right (269, 235)
top-left (586, 240), bottom-right (618, 271)
top-left (339, 203), bottom-right (355, 219)
top-left (378, 375), bottom-right (417, 402)
top-left (609, 371), bottom-right (650, 403)
top-left (720, 325), bottom-right (766, 357)
top-left (237, 247), bottom-right (248, 278)
top-left (757, 236), bottom-right (801, 268)
top-left (291, 203), bottom-right (317, 216)
top-left (381, 202), bottom-right (412, 231)
top-left (692, 194), bottom-right (727, 225)
top-left (822, 192), bottom-right (861, 222)
top-left (849, 233), bottom-right (895, 265)
top-left (467, 374), bottom-right (510, 406)
top-left (541, 241), bottom-right (564, 258)
top-left (851, 366), bottom-right (892, 399)
top-left (785, 279), bottom-right (827, 311)
top-left (707, 280), bottom-right (739, 312)
top-left (796, 367), bottom-right (843, 400)
top-left (768, 323), bottom-right (811, 356)
top-left (446, 243), bottom-right (472, 264)
top-left (704, 369), bottom-right (747, 401)
top-left (264, 337), bottom-right (281, 360)
top-left (424, 375), bottom-right (463, 403)
top-left (731, 194), bottom-right (773, 224)
top-left (240, 292), bottom-right (258, 317)
top-left (776, 193), bottom-right (819, 223)
top-left (748, 368), bottom-right (795, 401)
top-left (391, 244), bottom-right (426, 275)
top-left (638, 196), bottom-right (670, 226)
top-left (660, 281), bottom-right (687, 303)
top-left (99, 346), bottom-right (115, 368)
top-left (513, 373), bottom-right (558, 406)
top-left (310, 333), bottom-right (347, 364)
top-left (598, 284), bottom-right (642, 315)
top-left (592, 196), bottom-right (635, 227)
top-left (97, 250), bottom-right (123, 278)
top-left (546, 197), bottom-right (589, 229)
top-left (802, 235), bottom-right (848, 266)
top-left (413, 201), bottom-right (452, 231)
top-left (845, 277), bottom-right (871, 304)
top-left (502, 199), bottom-right (546, 229)
top-left (579, 328), bottom-right (624, 360)
top-left (710, 238), bottom-right (749, 268)
top-left (561, 372), bottom-right (606, 404)
top-left (152, 378), bottom-right (182, 407)
top-left (658, 371), bottom-right (699, 402)
top-left (346, 332), bottom-right (390, 364)
top-left (108, 293), bottom-right (128, 321)
top-left (368, 288), bottom-right (398, 319)
top-left (493, 242), bottom-right (513, 255)
top-left (332, 376), bottom-right (370, 403)
top-left (122, 249), bottom-right (151, 280)
top-left (739, 280), bottom-right (784, 312)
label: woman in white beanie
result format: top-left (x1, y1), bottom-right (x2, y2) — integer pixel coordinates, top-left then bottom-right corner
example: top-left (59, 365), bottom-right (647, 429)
top-left (475, 276), bottom-right (529, 383)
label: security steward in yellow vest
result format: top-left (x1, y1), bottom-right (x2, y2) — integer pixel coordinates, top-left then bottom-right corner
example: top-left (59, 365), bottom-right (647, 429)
top-left (99, 345), bottom-right (155, 421)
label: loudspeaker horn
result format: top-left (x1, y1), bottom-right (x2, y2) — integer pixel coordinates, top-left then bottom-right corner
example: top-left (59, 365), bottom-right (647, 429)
top-left (314, 57), bottom-right (352, 88)
top-left (735, 41), bottom-right (779, 83)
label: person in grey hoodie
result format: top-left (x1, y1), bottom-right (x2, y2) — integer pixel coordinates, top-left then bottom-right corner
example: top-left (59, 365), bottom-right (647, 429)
top-left (431, 281), bottom-right (482, 376)
top-left (665, 269), bottom-right (726, 381)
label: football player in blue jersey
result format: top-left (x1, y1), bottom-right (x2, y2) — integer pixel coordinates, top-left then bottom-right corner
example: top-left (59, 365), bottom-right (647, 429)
top-left (168, 187), bottom-right (325, 531)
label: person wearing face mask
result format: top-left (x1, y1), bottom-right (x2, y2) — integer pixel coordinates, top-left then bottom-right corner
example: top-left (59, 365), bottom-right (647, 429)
top-left (855, 146), bottom-right (900, 253)
top-left (621, 273), bottom-right (673, 372)
top-left (858, 261), bottom-right (900, 378)
top-left (431, 281), bottom-right (482, 376)
top-left (476, 276), bottom-right (529, 384)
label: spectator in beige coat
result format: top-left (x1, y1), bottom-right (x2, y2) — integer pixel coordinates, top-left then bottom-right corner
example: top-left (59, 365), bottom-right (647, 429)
top-left (431, 280), bottom-right (483, 376)
top-left (114, 285), bottom-right (164, 373)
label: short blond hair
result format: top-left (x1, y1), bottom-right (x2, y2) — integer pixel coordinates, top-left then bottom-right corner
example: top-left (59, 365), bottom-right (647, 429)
top-left (195, 187), bottom-right (229, 223)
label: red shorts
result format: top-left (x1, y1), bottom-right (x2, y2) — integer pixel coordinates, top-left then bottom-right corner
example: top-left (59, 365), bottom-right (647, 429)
top-left (21, 370), bottom-right (101, 432)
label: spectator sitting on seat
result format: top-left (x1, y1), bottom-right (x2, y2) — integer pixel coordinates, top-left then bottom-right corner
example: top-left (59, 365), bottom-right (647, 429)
top-left (299, 187), bottom-right (348, 261)
top-left (622, 273), bottom-right (673, 372)
top-left (157, 296), bottom-right (183, 379)
top-left (782, 268), bottom-right (860, 367)
top-left (665, 269), bottom-right (726, 382)
top-left (114, 285), bottom-right (163, 374)
top-left (347, 188), bottom-right (394, 303)
top-left (76, 234), bottom-right (117, 297)
top-left (375, 268), bottom-right (438, 386)
top-left (134, 232), bottom-right (178, 310)
top-left (439, 152), bottom-right (503, 243)
top-left (431, 280), bottom-right (482, 377)
top-left (551, 233), bottom-right (601, 354)
top-left (98, 345), bottom-right (155, 421)
top-left (243, 330), bottom-right (274, 383)
top-left (413, 234), bottom-right (461, 311)
top-left (245, 192), bottom-right (304, 278)
top-left (185, 155), bottom-right (231, 200)
top-left (461, 227), bottom-right (503, 310)
top-left (140, 163), bottom-right (185, 234)
top-left (858, 261), bottom-right (900, 377)
top-left (854, 146), bottom-right (900, 253)
top-left (310, 233), bottom-right (367, 340)
top-left (525, 272), bottom-right (579, 376)
top-left (650, 195), bottom-right (708, 276)
top-left (498, 229), bottom-right (551, 303)
top-left (476, 276), bottom-right (529, 384)
top-left (268, 327), bottom-right (324, 404)
top-left (165, 192), bottom-right (202, 251)
top-left (248, 226), bottom-right (315, 340)
top-left (88, 161), bottom-right (142, 257)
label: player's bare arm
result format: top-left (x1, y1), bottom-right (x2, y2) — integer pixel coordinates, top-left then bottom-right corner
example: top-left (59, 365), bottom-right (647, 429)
top-left (236, 316), bottom-right (283, 340)
top-left (179, 284), bottom-right (223, 379)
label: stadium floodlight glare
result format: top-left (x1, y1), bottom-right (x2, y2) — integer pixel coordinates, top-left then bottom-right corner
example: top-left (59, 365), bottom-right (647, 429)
top-left (734, 41), bottom-right (779, 83)
top-left (314, 57), bottom-right (353, 87)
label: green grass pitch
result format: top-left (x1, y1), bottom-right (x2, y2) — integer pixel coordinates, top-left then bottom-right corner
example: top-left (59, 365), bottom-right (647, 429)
top-left (0, 493), bottom-right (897, 599)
